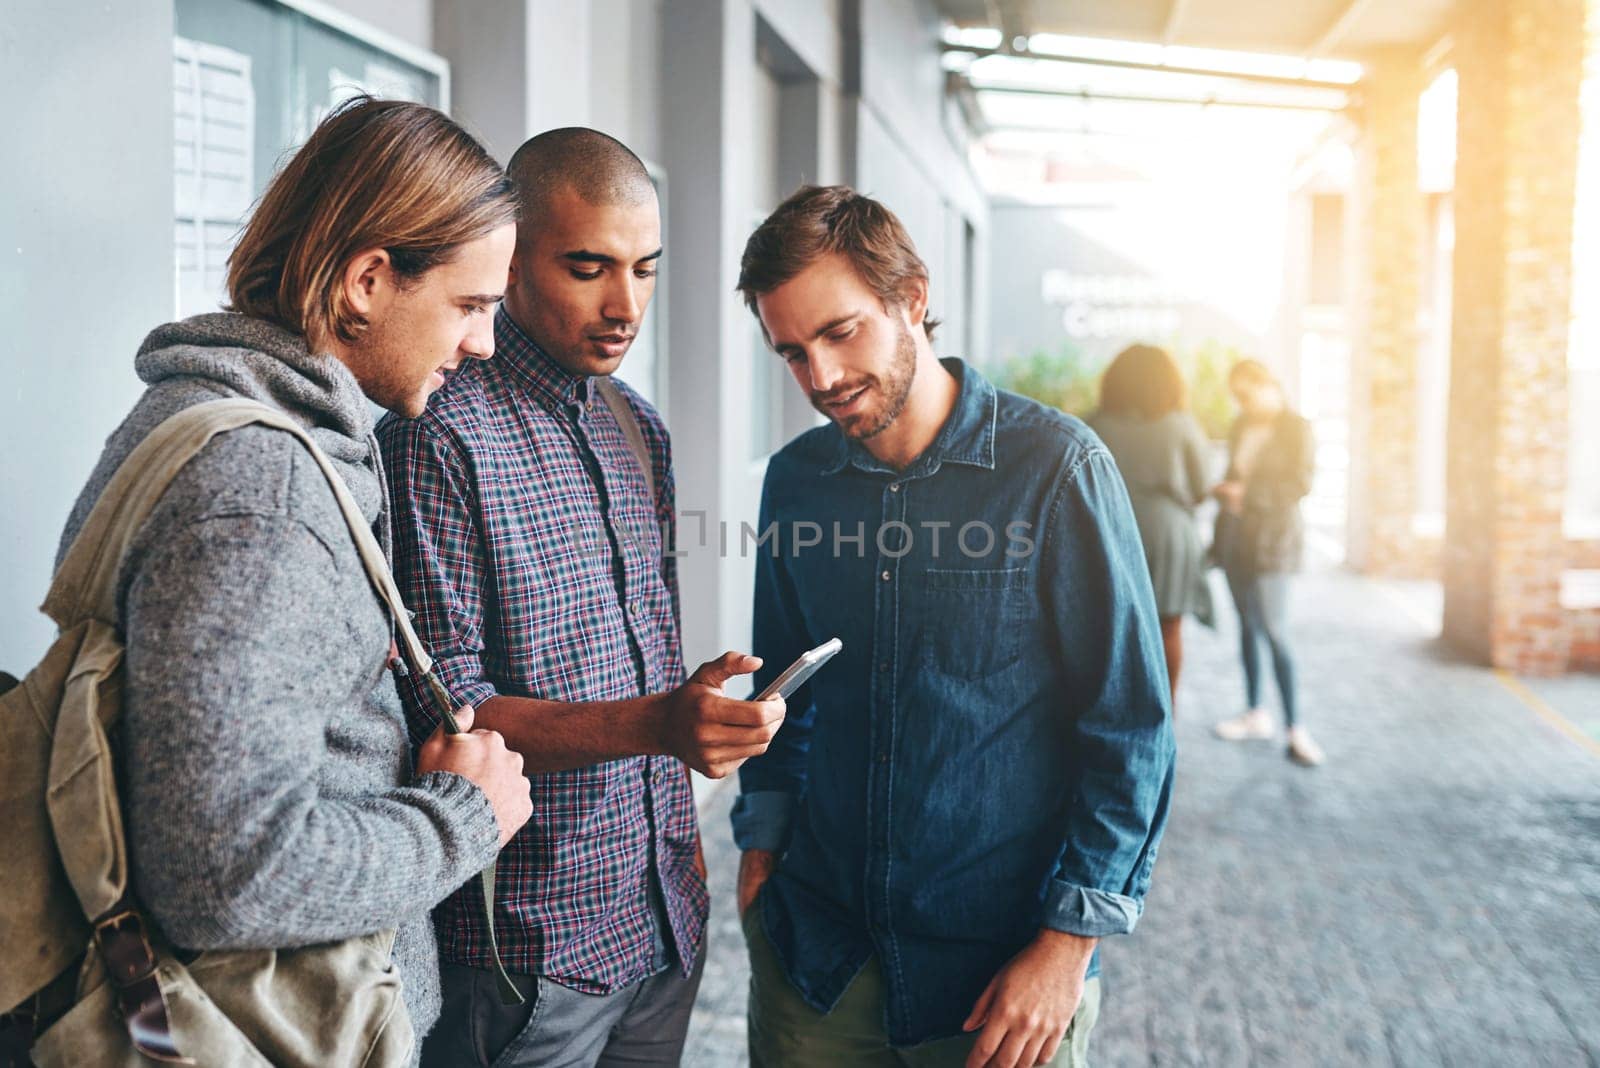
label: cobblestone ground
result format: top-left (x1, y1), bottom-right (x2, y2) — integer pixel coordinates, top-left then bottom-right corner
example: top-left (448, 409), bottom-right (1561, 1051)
top-left (683, 565), bottom-right (1600, 1066)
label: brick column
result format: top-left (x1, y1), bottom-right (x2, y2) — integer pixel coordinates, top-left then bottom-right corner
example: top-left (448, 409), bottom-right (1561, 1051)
top-left (1443, 0), bottom-right (1584, 673)
top-left (1350, 51), bottom-right (1427, 577)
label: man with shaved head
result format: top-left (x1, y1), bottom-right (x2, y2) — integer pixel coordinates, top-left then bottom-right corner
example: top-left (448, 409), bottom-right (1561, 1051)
top-left (379, 128), bottom-right (785, 1066)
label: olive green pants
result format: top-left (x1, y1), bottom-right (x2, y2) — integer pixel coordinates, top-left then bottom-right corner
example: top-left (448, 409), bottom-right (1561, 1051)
top-left (743, 906), bottom-right (1101, 1067)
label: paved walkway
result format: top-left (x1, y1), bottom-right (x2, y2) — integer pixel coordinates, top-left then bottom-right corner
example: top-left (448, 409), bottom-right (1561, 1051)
top-left (682, 565), bottom-right (1600, 1066)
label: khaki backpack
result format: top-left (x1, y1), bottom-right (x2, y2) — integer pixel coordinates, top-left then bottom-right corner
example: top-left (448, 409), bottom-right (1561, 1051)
top-left (0, 398), bottom-right (516, 1067)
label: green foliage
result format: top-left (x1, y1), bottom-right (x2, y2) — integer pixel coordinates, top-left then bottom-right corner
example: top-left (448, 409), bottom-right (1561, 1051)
top-left (990, 338), bottom-right (1244, 441)
top-left (989, 343), bottom-right (1107, 421)
top-left (1182, 339), bottom-right (1241, 441)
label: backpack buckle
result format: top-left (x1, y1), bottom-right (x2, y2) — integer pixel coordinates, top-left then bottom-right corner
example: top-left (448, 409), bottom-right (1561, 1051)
top-left (92, 909), bottom-right (157, 986)
top-left (91, 904), bottom-right (190, 1063)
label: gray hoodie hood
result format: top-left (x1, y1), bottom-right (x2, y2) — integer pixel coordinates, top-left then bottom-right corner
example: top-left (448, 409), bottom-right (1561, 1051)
top-left (135, 311), bottom-right (376, 482)
top-left (61, 312), bottom-right (385, 563)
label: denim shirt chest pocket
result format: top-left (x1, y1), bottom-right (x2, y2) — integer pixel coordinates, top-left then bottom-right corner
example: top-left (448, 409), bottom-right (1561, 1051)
top-left (916, 567), bottom-right (1029, 679)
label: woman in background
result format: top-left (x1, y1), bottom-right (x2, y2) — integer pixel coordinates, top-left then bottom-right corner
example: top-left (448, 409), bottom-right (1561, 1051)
top-left (1211, 358), bottom-right (1324, 766)
top-left (1090, 344), bottom-right (1214, 714)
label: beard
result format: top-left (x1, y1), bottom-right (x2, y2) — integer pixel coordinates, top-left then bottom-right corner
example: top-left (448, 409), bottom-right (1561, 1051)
top-left (813, 320), bottom-right (918, 441)
top-left (345, 313), bottom-right (434, 418)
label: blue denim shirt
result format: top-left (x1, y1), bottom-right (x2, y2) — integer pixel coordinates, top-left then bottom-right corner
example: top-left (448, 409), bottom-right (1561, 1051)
top-left (730, 359), bottom-right (1176, 1046)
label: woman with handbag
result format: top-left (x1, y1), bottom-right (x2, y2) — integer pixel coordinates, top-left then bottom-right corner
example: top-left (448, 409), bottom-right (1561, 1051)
top-left (1088, 344), bottom-right (1215, 714)
top-left (1210, 359), bottom-right (1325, 767)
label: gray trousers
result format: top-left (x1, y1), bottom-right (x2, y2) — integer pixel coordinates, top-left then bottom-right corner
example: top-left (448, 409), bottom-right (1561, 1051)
top-left (421, 947), bottom-right (705, 1068)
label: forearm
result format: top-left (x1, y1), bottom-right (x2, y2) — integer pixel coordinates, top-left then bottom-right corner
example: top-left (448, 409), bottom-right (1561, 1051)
top-left (132, 775), bottom-right (500, 950)
top-left (477, 691), bottom-right (667, 772)
top-left (1049, 721), bottom-right (1174, 934)
top-left (1046, 452), bottom-right (1177, 933)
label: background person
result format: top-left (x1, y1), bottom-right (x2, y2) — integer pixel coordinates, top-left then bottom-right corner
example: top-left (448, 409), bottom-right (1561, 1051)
top-left (1211, 358), bottom-right (1324, 766)
top-left (1089, 343), bottom-right (1215, 713)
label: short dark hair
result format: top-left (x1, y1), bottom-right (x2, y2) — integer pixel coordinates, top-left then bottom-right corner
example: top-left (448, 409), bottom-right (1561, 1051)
top-left (738, 184), bottom-right (940, 340)
top-left (1098, 344), bottom-right (1188, 419)
top-left (507, 127), bottom-right (654, 238)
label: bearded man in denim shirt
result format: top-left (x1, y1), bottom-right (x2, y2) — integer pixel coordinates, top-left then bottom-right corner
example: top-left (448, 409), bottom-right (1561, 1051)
top-left (729, 185), bottom-right (1177, 1068)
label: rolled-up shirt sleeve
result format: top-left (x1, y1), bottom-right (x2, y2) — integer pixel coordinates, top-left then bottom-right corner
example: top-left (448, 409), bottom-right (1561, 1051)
top-left (729, 791), bottom-right (797, 853)
top-left (1041, 448), bottom-right (1177, 937)
top-left (378, 416), bottom-right (501, 743)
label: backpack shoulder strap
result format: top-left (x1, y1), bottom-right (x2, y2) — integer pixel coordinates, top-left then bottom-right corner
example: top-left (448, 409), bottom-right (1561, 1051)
top-left (46, 398), bottom-right (297, 630)
top-left (595, 377), bottom-right (657, 507)
top-left (44, 397), bottom-right (437, 675)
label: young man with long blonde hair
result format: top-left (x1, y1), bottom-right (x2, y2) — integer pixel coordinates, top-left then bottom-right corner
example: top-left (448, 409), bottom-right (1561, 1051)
top-left (49, 97), bottom-right (534, 1062)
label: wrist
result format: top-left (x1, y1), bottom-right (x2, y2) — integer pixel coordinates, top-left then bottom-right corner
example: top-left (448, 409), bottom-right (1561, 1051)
top-left (740, 847), bottom-right (778, 871)
top-left (637, 690), bottom-right (673, 757)
top-left (1034, 927), bottom-right (1097, 970)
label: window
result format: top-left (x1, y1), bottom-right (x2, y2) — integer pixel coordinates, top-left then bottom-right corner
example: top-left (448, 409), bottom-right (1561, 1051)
top-left (172, 0), bottom-right (446, 317)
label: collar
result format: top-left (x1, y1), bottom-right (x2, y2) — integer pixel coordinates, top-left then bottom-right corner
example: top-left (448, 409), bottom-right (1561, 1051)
top-left (493, 306), bottom-right (591, 408)
top-left (821, 357), bottom-right (997, 478)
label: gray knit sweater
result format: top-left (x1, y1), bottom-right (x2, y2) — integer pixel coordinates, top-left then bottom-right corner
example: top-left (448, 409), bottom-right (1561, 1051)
top-left (56, 313), bottom-right (501, 1054)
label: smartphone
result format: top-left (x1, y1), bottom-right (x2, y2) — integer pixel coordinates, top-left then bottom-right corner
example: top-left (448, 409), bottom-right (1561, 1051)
top-left (753, 638), bottom-right (843, 702)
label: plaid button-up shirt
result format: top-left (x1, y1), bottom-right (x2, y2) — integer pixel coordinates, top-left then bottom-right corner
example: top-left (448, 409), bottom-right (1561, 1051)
top-left (376, 308), bottom-right (706, 993)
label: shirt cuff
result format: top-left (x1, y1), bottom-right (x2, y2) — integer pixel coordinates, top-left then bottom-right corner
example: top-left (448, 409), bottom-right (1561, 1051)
top-left (449, 678), bottom-right (501, 713)
top-left (729, 791), bottom-right (795, 852)
top-left (1041, 879), bottom-right (1144, 937)
top-left (403, 674), bottom-right (500, 748)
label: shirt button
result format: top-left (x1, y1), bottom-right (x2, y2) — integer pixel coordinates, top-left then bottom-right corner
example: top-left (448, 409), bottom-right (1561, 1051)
top-left (880, 570), bottom-right (891, 581)
top-left (629, 602), bottom-right (640, 615)
top-left (888, 483), bottom-right (900, 493)
top-left (876, 752), bottom-right (889, 763)
top-left (880, 661), bottom-right (891, 672)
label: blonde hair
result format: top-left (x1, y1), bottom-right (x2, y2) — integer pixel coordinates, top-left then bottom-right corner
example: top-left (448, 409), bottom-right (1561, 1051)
top-left (227, 96), bottom-right (517, 349)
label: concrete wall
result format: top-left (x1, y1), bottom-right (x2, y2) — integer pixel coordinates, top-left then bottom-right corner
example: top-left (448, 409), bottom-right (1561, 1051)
top-left (1348, 51), bottom-right (1428, 579)
top-left (433, 1), bottom-right (663, 166)
top-left (854, 0), bottom-right (989, 360)
top-left (659, 0), bottom-right (761, 665)
top-left (324, 0), bottom-right (432, 49)
top-left (1, 0), bottom-right (175, 667)
top-left (326, 0), bottom-right (432, 50)
top-left (1443, 0), bottom-right (1585, 674)
top-left (433, 2), bottom-right (526, 159)
top-left (589, 0), bottom-right (664, 166)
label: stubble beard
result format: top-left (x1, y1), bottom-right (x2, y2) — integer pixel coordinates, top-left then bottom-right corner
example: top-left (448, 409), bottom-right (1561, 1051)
top-left (821, 321), bottom-right (918, 442)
